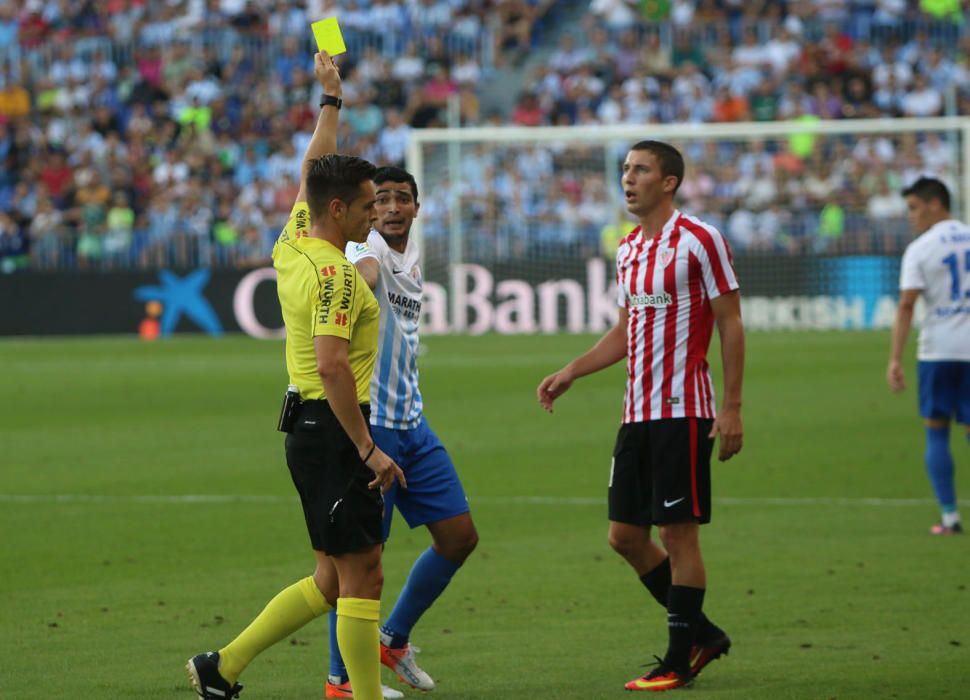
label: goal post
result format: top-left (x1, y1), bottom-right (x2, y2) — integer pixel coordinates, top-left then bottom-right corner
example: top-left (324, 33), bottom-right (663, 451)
top-left (406, 117), bottom-right (970, 334)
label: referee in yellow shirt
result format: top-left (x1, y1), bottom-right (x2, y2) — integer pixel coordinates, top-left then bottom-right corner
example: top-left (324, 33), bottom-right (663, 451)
top-left (187, 52), bottom-right (404, 700)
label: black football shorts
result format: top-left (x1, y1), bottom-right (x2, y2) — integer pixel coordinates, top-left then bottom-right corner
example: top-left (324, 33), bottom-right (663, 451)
top-left (608, 418), bottom-right (714, 526)
top-left (284, 401), bottom-right (384, 555)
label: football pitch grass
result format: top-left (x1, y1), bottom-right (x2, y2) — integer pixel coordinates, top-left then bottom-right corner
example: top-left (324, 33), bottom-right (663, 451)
top-left (1, 332), bottom-right (967, 699)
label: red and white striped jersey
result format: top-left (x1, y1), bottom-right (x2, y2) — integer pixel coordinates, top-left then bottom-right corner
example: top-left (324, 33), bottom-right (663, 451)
top-left (615, 209), bottom-right (739, 423)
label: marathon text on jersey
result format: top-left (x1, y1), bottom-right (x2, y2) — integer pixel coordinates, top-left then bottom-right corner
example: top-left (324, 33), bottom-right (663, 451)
top-left (387, 291), bottom-right (422, 320)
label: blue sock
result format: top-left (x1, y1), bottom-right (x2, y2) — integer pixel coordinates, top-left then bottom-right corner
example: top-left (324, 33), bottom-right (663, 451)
top-left (327, 608), bottom-right (347, 683)
top-left (926, 426), bottom-right (957, 511)
top-left (382, 547), bottom-right (461, 647)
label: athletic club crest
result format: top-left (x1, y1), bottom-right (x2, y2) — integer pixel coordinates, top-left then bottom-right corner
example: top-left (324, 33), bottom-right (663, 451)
top-left (659, 247), bottom-right (675, 267)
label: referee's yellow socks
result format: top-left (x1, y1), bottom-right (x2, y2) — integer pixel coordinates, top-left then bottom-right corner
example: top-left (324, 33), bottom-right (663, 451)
top-left (336, 597), bottom-right (382, 700)
top-left (218, 576), bottom-right (332, 684)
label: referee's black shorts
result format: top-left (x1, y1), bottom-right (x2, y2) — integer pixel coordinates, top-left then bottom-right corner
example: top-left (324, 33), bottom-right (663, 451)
top-left (284, 400), bottom-right (384, 556)
top-left (608, 417), bottom-right (715, 526)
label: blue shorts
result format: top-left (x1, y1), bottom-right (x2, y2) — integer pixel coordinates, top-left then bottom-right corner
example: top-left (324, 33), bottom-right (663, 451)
top-left (918, 361), bottom-right (970, 424)
top-left (372, 417), bottom-right (469, 540)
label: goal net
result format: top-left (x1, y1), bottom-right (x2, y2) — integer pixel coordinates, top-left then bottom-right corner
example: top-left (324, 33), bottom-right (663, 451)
top-left (405, 117), bottom-right (970, 334)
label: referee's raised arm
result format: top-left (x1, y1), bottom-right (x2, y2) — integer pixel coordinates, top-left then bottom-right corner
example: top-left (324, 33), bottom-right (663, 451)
top-left (295, 51), bottom-right (343, 206)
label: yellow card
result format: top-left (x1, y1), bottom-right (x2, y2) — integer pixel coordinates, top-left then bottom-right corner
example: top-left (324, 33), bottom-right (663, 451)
top-left (311, 17), bottom-right (347, 56)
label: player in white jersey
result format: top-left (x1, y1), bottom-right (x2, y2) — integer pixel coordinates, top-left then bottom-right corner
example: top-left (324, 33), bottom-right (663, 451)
top-left (888, 177), bottom-right (970, 535)
top-left (537, 141), bottom-right (744, 692)
top-left (324, 166), bottom-right (479, 698)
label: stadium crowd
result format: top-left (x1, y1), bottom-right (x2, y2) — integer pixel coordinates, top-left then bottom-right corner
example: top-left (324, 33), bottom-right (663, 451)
top-left (0, 0), bottom-right (967, 271)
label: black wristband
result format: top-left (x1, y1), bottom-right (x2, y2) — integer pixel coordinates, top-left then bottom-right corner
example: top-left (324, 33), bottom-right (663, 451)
top-left (362, 443), bottom-right (375, 464)
top-left (320, 94), bottom-right (342, 110)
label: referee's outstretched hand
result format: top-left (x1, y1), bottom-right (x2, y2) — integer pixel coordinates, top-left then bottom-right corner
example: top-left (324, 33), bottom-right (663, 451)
top-left (314, 51), bottom-right (341, 93)
top-left (364, 445), bottom-right (406, 492)
top-left (537, 369), bottom-right (574, 413)
top-left (709, 407), bottom-right (743, 461)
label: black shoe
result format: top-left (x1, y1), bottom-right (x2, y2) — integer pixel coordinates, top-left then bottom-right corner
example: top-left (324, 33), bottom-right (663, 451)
top-left (689, 631), bottom-right (731, 678)
top-left (187, 651), bottom-right (243, 699)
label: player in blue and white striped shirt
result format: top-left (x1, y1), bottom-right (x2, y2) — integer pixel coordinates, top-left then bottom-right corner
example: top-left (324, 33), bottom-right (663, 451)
top-left (325, 166), bottom-right (479, 699)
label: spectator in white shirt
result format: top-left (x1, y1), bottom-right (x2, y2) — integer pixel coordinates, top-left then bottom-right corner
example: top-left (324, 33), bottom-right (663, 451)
top-left (671, 62), bottom-right (710, 100)
top-left (563, 65), bottom-right (605, 98)
top-left (452, 53), bottom-right (482, 86)
top-left (872, 72), bottom-right (904, 115)
top-left (873, 0), bottom-right (906, 29)
top-left (549, 34), bottom-right (592, 74)
top-left (153, 150), bottom-right (190, 185)
top-left (727, 207), bottom-right (758, 250)
top-left (596, 84), bottom-right (625, 124)
top-left (49, 45), bottom-right (87, 84)
top-left (378, 108), bottom-right (412, 165)
top-left (392, 43), bottom-right (426, 82)
top-left (755, 206), bottom-right (789, 250)
top-left (763, 26), bottom-right (801, 76)
top-left (901, 74), bottom-right (943, 117)
top-left (532, 64), bottom-right (564, 102)
top-left (918, 47), bottom-right (956, 94)
top-left (732, 27), bottom-right (769, 70)
top-left (682, 82), bottom-right (713, 123)
top-left (852, 136), bottom-right (897, 166)
top-left (368, 0), bottom-right (407, 32)
top-left (872, 45), bottom-right (913, 89)
top-left (589, 0), bottom-right (638, 30)
top-left (268, 1), bottom-right (307, 36)
top-left (736, 140), bottom-right (774, 178)
top-left (899, 30), bottom-right (932, 68)
top-left (185, 68), bottom-right (222, 104)
top-left (338, 0), bottom-right (371, 30)
top-left (670, 0), bottom-right (695, 26)
top-left (90, 48), bottom-right (119, 82)
top-left (812, 0), bottom-right (848, 22)
top-left (867, 178), bottom-right (907, 220)
top-left (919, 132), bottom-right (957, 172)
top-left (778, 80), bottom-right (812, 119)
top-left (266, 141), bottom-right (302, 184)
top-left (220, 0), bottom-right (247, 14)
top-left (409, 0), bottom-right (452, 32)
top-left (356, 47), bottom-right (386, 83)
top-left (452, 5), bottom-right (481, 39)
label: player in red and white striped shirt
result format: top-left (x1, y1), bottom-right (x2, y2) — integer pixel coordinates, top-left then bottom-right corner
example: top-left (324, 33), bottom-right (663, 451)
top-left (538, 141), bottom-right (745, 692)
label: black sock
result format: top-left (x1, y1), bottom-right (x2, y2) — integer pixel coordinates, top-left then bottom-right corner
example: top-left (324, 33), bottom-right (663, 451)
top-left (639, 558), bottom-right (672, 607)
top-left (664, 585), bottom-right (705, 672)
top-left (640, 560), bottom-right (720, 642)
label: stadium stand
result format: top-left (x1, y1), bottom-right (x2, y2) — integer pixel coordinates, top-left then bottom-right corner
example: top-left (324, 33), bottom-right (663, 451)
top-left (0, 0), bottom-right (966, 271)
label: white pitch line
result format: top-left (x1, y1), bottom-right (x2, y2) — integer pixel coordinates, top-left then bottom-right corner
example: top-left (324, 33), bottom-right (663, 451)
top-left (0, 494), bottom-right (287, 504)
top-left (0, 494), bottom-right (965, 507)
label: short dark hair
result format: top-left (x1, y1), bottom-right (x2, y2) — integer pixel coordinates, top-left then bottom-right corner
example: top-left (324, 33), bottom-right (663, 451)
top-left (901, 177), bottom-right (951, 212)
top-left (374, 165), bottom-right (419, 202)
top-left (305, 154), bottom-right (378, 220)
top-left (630, 140), bottom-right (685, 194)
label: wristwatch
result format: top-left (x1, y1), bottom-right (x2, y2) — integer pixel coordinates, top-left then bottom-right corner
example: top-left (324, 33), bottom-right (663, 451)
top-left (319, 94), bottom-right (343, 110)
